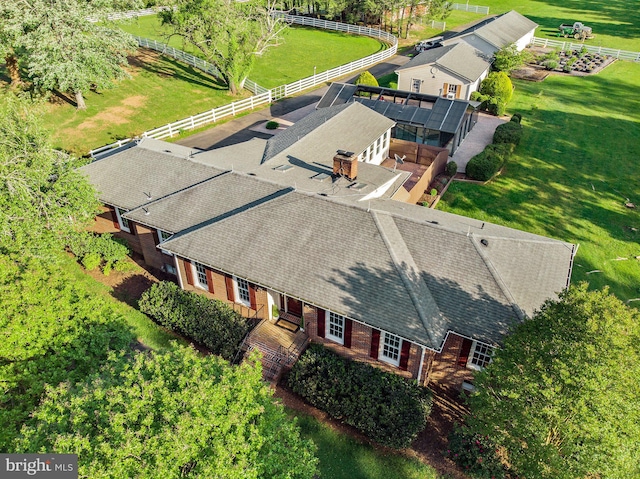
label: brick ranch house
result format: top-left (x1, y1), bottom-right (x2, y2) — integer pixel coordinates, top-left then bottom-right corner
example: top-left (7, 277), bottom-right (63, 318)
top-left (81, 102), bottom-right (575, 391)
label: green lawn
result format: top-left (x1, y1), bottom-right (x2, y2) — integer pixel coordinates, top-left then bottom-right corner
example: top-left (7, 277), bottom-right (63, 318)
top-left (36, 53), bottom-right (245, 156)
top-left (438, 60), bottom-right (640, 302)
top-left (292, 413), bottom-right (439, 479)
top-left (117, 16), bottom-right (387, 88)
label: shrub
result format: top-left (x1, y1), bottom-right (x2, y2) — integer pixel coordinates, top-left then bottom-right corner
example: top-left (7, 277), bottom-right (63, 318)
top-left (542, 59), bottom-right (558, 70)
top-left (430, 188), bottom-right (438, 196)
top-left (510, 112), bottom-right (522, 124)
top-left (266, 120), bottom-right (279, 130)
top-left (466, 149), bottom-right (503, 181)
top-left (493, 121), bottom-right (523, 145)
top-left (446, 427), bottom-right (505, 479)
top-left (354, 70), bottom-right (379, 87)
top-left (69, 232), bottom-right (130, 274)
top-left (138, 281), bottom-right (250, 360)
top-left (446, 161), bottom-right (458, 176)
top-left (286, 344), bottom-right (432, 448)
top-left (470, 91), bottom-right (489, 110)
top-left (486, 97), bottom-right (507, 116)
top-left (480, 72), bottom-right (513, 105)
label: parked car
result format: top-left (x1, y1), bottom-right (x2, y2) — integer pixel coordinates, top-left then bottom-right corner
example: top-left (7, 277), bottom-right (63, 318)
top-left (415, 36), bottom-right (443, 53)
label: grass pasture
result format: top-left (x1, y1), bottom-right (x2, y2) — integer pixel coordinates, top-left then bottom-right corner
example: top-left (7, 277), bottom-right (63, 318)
top-left (439, 61), bottom-right (640, 302)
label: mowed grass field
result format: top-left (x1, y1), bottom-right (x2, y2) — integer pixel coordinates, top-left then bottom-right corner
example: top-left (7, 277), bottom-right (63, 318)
top-left (117, 15), bottom-right (387, 88)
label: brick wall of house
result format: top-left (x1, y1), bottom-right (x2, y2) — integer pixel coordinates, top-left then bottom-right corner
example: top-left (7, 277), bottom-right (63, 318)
top-left (428, 332), bottom-right (474, 392)
top-left (176, 256), bottom-right (268, 320)
top-left (91, 205), bottom-right (142, 255)
top-left (134, 223), bottom-right (174, 273)
top-left (305, 307), bottom-right (426, 381)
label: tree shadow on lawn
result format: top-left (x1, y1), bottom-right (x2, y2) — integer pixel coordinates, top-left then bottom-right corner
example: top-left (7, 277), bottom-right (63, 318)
top-left (130, 48), bottom-right (229, 92)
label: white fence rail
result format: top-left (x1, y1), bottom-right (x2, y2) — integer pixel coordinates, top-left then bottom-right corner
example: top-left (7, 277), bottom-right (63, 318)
top-left (135, 36), bottom-right (223, 78)
top-left (90, 13), bottom-right (398, 157)
top-left (450, 3), bottom-right (490, 14)
top-left (531, 37), bottom-right (640, 61)
top-left (88, 7), bottom-right (163, 23)
top-left (424, 19), bottom-right (446, 31)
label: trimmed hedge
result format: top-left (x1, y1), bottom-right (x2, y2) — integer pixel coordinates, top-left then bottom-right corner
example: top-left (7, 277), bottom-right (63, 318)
top-left (493, 120), bottom-right (523, 145)
top-left (138, 281), bottom-right (250, 360)
top-left (286, 344), bottom-right (432, 448)
top-left (446, 161), bottom-right (458, 177)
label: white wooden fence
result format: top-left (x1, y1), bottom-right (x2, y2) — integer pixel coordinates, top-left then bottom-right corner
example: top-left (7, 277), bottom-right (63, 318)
top-left (87, 7), bottom-right (163, 23)
top-left (424, 19), bottom-right (446, 31)
top-left (135, 36), bottom-right (223, 78)
top-left (531, 37), bottom-right (640, 62)
top-left (450, 3), bottom-right (490, 14)
top-left (90, 13), bottom-right (398, 157)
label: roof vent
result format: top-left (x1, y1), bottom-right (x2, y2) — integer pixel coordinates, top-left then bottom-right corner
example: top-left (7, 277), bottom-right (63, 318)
top-left (349, 182), bottom-right (367, 191)
top-left (312, 172), bottom-right (331, 182)
top-left (480, 239), bottom-right (489, 247)
top-left (273, 164), bottom-right (293, 172)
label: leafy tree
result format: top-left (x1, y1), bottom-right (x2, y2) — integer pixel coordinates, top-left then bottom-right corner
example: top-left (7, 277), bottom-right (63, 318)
top-left (492, 43), bottom-right (533, 73)
top-left (355, 70), bottom-right (378, 87)
top-left (17, 0), bottom-right (139, 109)
top-left (0, 2), bottom-right (26, 86)
top-left (160, 0), bottom-right (288, 94)
top-left (0, 254), bottom-right (135, 450)
top-left (0, 96), bottom-right (98, 256)
top-left (464, 284), bottom-right (640, 479)
top-left (18, 346), bottom-right (318, 479)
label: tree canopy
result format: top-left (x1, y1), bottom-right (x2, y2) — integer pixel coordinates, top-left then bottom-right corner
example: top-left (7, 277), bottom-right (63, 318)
top-left (160, 0), bottom-right (288, 94)
top-left (492, 43), bottom-right (533, 73)
top-left (464, 284), bottom-right (640, 479)
top-left (0, 96), bottom-right (98, 256)
top-left (17, 346), bottom-right (318, 479)
top-left (1, 0), bottom-right (140, 109)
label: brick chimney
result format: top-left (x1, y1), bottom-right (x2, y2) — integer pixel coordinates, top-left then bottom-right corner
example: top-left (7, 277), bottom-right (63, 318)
top-left (332, 150), bottom-right (358, 181)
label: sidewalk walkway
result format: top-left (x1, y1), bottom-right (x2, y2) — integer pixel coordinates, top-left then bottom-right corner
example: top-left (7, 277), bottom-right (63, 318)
top-left (451, 112), bottom-right (506, 172)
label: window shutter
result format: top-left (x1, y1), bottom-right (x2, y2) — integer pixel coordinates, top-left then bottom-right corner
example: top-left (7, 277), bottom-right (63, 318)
top-left (249, 283), bottom-right (257, 310)
top-left (183, 259), bottom-right (194, 286)
top-left (458, 338), bottom-right (473, 367)
top-left (130, 222), bottom-right (137, 236)
top-left (109, 206), bottom-right (120, 229)
top-left (344, 319), bottom-right (353, 348)
top-left (442, 82), bottom-right (449, 97)
top-left (455, 84), bottom-right (461, 99)
top-left (316, 308), bottom-right (325, 338)
top-left (370, 329), bottom-right (380, 359)
top-left (225, 275), bottom-right (235, 302)
top-left (205, 268), bottom-right (215, 294)
top-left (152, 230), bottom-right (160, 248)
top-left (399, 340), bottom-right (411, 371)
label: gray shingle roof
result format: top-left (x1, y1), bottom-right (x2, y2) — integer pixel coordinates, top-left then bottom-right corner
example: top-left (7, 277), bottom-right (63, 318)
top-left (160, 190), bottom-right (574, 349)
top-left (471, 10), bottom-right (538, 50)
top-left (397, 42), bottom-right (490, 83)
top-left (124, 172), bottom-right (288, 234)
top-left (79, 139), bottom-right (221, 210)
top-left (191, 138), bottom-right (267, 172)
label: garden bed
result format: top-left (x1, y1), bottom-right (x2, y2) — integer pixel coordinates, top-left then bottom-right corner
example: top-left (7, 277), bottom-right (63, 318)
top-left (513, 46), bottom-right (615, 81)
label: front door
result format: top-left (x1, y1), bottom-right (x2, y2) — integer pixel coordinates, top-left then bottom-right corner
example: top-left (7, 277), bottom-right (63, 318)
top-left (286, 297), bottom-right (303, 317)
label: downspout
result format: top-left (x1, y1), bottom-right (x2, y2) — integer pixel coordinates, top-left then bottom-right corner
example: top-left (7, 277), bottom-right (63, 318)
top-left (175, 256), bottom-right (184, 289)
top-left (417, 345), bottom-right (426, 386)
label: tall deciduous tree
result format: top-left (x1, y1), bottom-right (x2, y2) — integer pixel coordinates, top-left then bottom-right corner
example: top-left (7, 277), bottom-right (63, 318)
top-left (160, 0), bottom-right (288, 94)
top-left (18, 0), bottom-right (139, 109)
top-left (17, 346), bottom-right (319, 479)
top-left (0, 2), bottom-right (26, 86)
top-left (0, 96), bottom-right (98, 255)
top-left (465, 284), bottom-right (640, 479)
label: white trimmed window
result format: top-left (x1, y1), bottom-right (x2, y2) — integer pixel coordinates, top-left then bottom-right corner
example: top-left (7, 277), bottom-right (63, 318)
top-left (157, 229), bottom-right (173, 255)
top-left (194, 262), bottom-right (208, 290)
top-left (467, 341), bottom-right (493, 371)
top-left (326, 311), bottom-right (345, 345)
top-left (375, 136), bottom-right (381, 155)
top-left (380, 332), bottom-right (401, 367)
top-left (235, 277), bottom-right (251, 306)
top-left (115, 207), bottom-right (131, 233)
top-left (164, 262), bottom-right (177, 275)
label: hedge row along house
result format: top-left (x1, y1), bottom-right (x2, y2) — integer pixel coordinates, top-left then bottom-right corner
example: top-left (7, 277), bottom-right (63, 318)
top-left (81, 102), bottom-right (575, 390)
top-left (396, 10), bottom-right (537, 100)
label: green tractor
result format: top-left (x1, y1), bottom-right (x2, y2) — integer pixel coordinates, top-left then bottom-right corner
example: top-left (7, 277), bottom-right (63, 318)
top-left (557, 22), bottom-right (594, 40)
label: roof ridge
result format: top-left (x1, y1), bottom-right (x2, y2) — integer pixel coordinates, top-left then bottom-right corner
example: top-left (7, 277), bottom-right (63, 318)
top-left (469, 233), bottom-right (525, 320)
top-left (371, 210), bottom-right (446, 348)
top-left (160, 187), bottom-right (295, 247)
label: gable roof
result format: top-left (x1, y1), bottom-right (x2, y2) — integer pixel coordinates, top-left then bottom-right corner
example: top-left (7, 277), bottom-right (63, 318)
top-left (160, 188), bottom-right (574, 349)
top-left (397, 42), bottom-right (491, 83)
top-left (79, 138), bottom-right (221, 210)
top-left (443, 10), bottom-right (538, 51)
